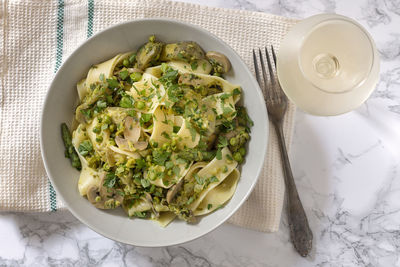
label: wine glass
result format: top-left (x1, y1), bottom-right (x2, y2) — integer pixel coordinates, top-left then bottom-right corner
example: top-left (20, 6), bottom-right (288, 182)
top-left (277, 14), bottom-right (380, 116)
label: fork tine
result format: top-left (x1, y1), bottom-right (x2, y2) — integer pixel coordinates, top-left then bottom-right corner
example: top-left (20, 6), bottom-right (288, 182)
top-left (252, 49), bottom-right (262, 86)
top-left (265, 47), bottom-right (275, 85)
top-left (258, 48), bottom-right (269, 90)
top-left (271, 45), bottom-right (277, 70)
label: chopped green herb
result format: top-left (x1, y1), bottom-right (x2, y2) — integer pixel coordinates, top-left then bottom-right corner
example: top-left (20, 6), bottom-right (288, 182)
top-left (165, 161), bottom-right (174, 170)
top-left (186, 196), bottom-right (194, 205)
top-left (78, 140), bottom-right (93, 156)
top-left (195, 174), bottom-right (204, 185)
top-left (152, 149), bottom-right (171, 166)
top-left (80, 109), bottom-right (92, 120)
top-left (120, 95), bottom-right (134, 108)
top-left (136, 158), bottom-right (146, 170)
top-left (207, 204), bottom-right (213, 210)
top-left (232, 88), bottom-right (241, 96)
top-left (185, 120), bottom-right (197, 141)
top-left (127, 109), bottom-right (136, 117)
top-left (119, 69), bottom-right (129, 80)
top-left (216, 148), bottom-right (222, 160)
top-left (128, 53), bottom-right (136, 64)
top-left (140, 113), bottom-right (152, 125)
top-left (141, 178), bottom-right (151, 188)
top-left (106, 78), bottom-right (119, 88)
top-left (96, 100), bottom-right (107, 109)
top-left (220, 93), bottom-right (231, 100)
top-left (191, 61), bottom-right (198, 70)
top-left (209, 176), bottom-right (219, 183)
top-left (217, 136), bottom-right (228, 148)
top-left (223, 106), bottom-right (233, 115)
top-left (101, 123), bottom-right (108, 130)
top-left (133, 211), bottom-right (147, 218)
top-left (226, 154), bottom-right (233, 161)
top-left (222, 165), bottom-right (228, 173)
top-left (173, 126), bottom-right (181, 133)
top-left (173, 165), bottom-right (180, 176)
top-left (161, 131), bottom-right (171, 139)
top-left (103, 172), bottom-right (116, 188)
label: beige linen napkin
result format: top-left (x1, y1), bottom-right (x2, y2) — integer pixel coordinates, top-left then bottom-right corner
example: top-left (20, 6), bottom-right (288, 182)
top-left (0, 0), bottom-right (297, 232)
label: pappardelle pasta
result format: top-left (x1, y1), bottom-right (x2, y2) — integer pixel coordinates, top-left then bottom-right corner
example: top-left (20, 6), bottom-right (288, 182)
top-left (61, 36), bottom-right (253, 226)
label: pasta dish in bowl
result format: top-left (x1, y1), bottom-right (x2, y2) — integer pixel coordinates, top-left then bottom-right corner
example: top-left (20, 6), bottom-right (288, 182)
top-left (41, 19), bottom-right (268, 246)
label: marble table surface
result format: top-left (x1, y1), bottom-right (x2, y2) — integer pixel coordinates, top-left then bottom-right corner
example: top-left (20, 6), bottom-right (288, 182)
top-left (1, 0), bottom-right (400, 266)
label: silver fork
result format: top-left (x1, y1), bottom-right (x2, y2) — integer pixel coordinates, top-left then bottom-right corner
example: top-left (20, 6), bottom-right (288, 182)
top-left (253, 46), bottom-right (313, 257)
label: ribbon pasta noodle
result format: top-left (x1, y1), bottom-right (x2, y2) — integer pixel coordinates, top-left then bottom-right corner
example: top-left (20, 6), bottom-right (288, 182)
top-left (63, 36), bottom-right (253, 226)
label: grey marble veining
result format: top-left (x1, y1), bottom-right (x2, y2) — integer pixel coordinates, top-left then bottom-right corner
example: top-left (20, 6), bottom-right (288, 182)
top-left (1, 0), bottom-right (400, 266)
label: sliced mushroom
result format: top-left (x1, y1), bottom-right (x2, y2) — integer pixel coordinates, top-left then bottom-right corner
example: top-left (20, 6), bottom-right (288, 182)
top-left (86, 174), bottom-right (124, 210)
top-left (86, 181), bottom-right (123, 210)
top-left (143, 192), bottom-right (159, 218)
top-left (87, 185), bottom-right (104, 209)
top-left (124, 117), bottom-right (141, 143)
top-left (134, 141), bottom-right (148, 151)
top-left (206, 51), bottom-right (231, 73)
top-left (115, 136), bottom-right (129, 150)
top-left (166, 178), bottom-right (185, 204)
top-left (161, 41), bottom-right (205, 62)
top-left (136, 40), bottom-right (163, 70)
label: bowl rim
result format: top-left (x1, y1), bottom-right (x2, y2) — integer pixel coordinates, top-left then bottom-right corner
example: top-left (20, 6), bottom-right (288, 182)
top-left (40, 18), bottom-right (269, 247)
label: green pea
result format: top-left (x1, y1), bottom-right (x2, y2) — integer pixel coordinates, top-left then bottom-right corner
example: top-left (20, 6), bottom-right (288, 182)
top-left (92, 126), bottom-right (101, 134)
top-left (229, 137), bottom-right (238, 146)
top-left (103, 162), bottom-right (111, 171)
top-left (130, 72), bottom-right (142, 82)
top-left (96, 135), bottom-right (103, 143)
top-left (136, 101), bottom-right (145, 110)
top-left (162, 142), bottom-right (170, 150)
top-left (161, 63), bottom-right (168, 73)
top-left (167, 169), bottom-right (173, 176)
top-left (103, 115), bottom-right (112, 124)
top-left (108, 139), bottom-right (116, 146)
top-left (128, 53), bottom-right (136, 64)
top-left (123, 58), bottom-right (129, 67)
top-left (233, 152), bottom-right (243, 162)
top-left (109, 124), bottom-right (116, 132)
top-left (171, 139), bottom-right (177, 146)
top-left (150, 140), bottom-right (158, 148)
top-left (239, 147), bottom-right (246, 156)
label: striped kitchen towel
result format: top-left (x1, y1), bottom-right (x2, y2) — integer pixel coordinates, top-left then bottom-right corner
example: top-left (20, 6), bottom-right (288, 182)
top-left (0, 0), bottom-right (297, 232)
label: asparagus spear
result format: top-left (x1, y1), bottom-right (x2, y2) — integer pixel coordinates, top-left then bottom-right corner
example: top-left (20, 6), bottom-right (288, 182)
top-left (61, 123), bottom-right (82, 170)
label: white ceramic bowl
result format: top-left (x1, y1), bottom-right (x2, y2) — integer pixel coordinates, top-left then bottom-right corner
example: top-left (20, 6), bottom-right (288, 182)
top-left (41, 19), bottom-right (268, 247)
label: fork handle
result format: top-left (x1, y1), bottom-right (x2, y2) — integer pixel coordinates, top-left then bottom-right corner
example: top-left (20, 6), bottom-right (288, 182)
top-left (273, 120), bottom-right (313, 257)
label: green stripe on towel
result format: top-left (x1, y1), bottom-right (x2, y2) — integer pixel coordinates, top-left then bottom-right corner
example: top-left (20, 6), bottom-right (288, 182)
top-left (87, 0), bottom-right (94, 38)
top-left (49, 0), bottom-right (65, 211)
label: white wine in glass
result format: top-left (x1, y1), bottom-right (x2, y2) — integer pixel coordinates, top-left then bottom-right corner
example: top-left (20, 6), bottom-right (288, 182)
top-left (277, 14), bottom-right (380, 116)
